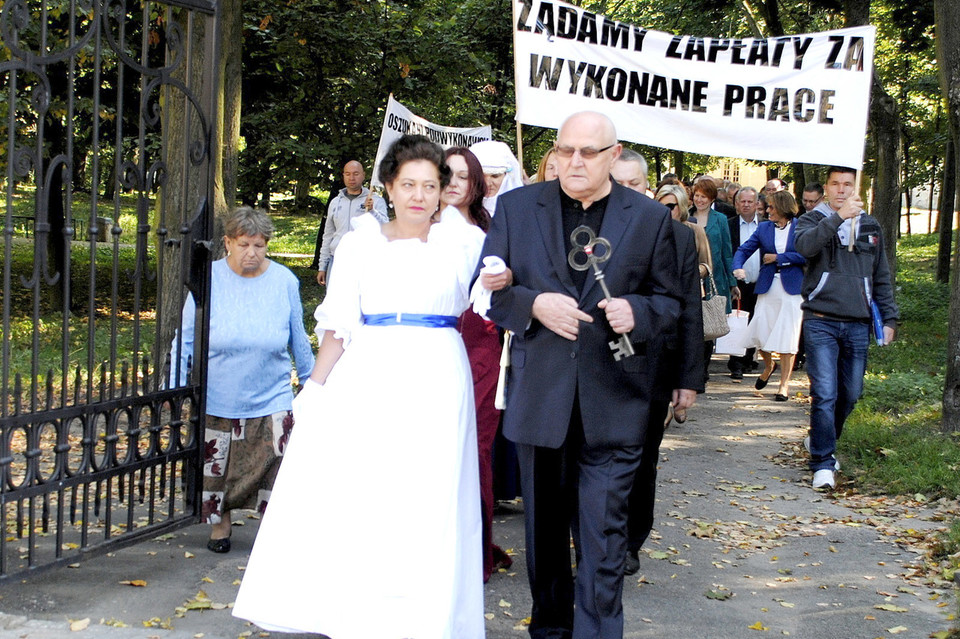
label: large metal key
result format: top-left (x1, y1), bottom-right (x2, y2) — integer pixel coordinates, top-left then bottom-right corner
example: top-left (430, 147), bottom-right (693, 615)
top-left (567, 225), bottom-right (635, 360)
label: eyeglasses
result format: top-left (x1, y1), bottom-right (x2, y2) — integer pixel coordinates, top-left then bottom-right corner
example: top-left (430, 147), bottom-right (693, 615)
top-left (553, 144), bottom-right (615, 160)
top-left (660, 202), bottom-right (678, 211)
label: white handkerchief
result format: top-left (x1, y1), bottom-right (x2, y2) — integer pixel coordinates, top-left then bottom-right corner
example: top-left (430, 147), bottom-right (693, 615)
top-left (470, 256), bottom-right (507, 319)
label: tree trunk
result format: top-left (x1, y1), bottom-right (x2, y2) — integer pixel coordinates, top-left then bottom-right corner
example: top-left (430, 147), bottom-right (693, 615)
top-left (792, 162), bottom-right (805, 199)
top-left (929, 154), bottom-right (937, 233)
top-left (936, 139), bottom-right (955, 284)
top-left (936, 0), bottom-right (960, 431)
top-left (156, 5), bottom-right (238, 382)
top-left (217, 0), bottom-right (242, 218)
top-left (868, 78), bottom-right (902, 283)
top-left (672, 150), bottom-right (684, 180)
top-left (295, 175), bottom-right (313, 209)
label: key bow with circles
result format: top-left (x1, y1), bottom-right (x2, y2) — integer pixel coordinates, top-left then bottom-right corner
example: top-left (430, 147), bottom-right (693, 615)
top-left (567, 225), bottom-right (635, 361)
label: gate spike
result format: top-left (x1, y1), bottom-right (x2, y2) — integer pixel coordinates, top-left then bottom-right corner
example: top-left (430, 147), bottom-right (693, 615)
top-left (14, 374), bottom-right (22, 416)
top-left (45, 369), bottom-right (54, 411)
top-left (99, 364), bottom-right (106, 403)
top-left (73, 365), bottom-right (82, 405)
top-left (142, 356), bottom-right (151, 394)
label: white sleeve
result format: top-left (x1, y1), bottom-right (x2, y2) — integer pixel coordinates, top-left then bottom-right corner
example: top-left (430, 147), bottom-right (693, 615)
top-left (313, 228), bottom-right (365, 347)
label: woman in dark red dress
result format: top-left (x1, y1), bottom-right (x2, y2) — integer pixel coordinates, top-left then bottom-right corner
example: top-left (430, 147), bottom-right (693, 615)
top-left (441, 147), bottom-right (514, 582)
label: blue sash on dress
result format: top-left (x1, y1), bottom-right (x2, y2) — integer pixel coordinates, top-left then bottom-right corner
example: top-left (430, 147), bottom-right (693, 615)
top-left (361, 313), bottom-right (458, 328)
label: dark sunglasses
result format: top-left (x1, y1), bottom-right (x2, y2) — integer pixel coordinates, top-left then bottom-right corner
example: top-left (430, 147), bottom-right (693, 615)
top-left (661, 202), bottom-right (678, 211)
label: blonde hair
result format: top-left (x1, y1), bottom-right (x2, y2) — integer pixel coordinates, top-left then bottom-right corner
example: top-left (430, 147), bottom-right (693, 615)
top-left (535, 148), bottom-right (557, 183)
top-left (655, 184), bottom-right (690, 222)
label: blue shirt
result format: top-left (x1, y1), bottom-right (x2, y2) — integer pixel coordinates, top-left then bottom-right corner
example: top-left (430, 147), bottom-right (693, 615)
top-left (173, 259), bottom-right (315, 418)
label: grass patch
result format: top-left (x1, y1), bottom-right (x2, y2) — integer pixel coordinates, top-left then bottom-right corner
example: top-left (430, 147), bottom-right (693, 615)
top-left (837, 233), bottom-right (955, 497)
top-left (267, 209), bottom-right (323, 256)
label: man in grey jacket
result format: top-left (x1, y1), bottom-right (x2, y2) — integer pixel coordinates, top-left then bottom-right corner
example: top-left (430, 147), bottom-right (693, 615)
top-left (794, 166), bottom-right (899, 491)
top-left (313, 160), bottom-right (388, 285)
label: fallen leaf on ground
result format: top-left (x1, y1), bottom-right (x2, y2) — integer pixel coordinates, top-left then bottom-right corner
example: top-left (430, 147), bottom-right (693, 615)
top-left (119, 579), bottom-right (147, 587)
top-left (748, 621), bottom-right (768, 631)
top-left (874, 604), bottom-right (908, 613)
top-left (69, 618), bottom-right (90, 632)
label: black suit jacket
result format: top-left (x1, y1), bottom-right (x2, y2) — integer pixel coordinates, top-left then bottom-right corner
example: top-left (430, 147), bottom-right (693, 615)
top-left (650, 221), bottom-right (704, 399)
top-left (479, 180), bottom-right (681, 449)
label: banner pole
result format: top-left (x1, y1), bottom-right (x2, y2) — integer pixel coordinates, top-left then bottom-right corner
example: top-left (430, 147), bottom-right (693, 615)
top-left (516, 123), bottom-right (525, 177)
top-left (848, 164), bottom-right (865, 252)
top-left (511, 0), bottom-right (525, 177)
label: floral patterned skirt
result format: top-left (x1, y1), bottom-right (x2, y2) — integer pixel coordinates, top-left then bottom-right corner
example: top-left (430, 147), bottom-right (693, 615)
top-left (200, 411), bottom-right (293, 524)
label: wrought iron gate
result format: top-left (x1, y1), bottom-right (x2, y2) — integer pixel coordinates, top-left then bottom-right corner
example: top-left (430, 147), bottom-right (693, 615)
top-left (0, 0), bottom-right (219, 578)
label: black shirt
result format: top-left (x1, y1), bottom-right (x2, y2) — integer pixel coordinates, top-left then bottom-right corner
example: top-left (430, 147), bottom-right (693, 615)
top-left (560, 188), bottom-right (609, 292)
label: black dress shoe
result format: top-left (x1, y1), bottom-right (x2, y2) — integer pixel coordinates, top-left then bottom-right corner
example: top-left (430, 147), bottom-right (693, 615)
top-left (730, 371), bottom-right (743, 381)
top-left (774, 393), bottom-right (788, 402)
top-left (624, 550), bottom-right (640, 576)
top-left (207, 537), bottom-right (231, 553)
top-left (755, 363), bottom-right (779, 390)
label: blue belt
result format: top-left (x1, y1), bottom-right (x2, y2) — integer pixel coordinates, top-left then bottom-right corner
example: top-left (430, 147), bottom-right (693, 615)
top-left (361, 313), bottom-right (458, 328)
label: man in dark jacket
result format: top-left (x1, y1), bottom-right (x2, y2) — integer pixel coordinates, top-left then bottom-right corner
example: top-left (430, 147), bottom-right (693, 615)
top-left (794, 166), bottom-right (899, 491)
top-left (479, 111), bottom-right (680, 639)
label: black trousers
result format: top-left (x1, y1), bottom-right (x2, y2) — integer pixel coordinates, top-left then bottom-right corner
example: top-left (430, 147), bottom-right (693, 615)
top-left (517, 401), bottom-right (642, 639)
top-left (625, 400), bottom-right (671, 553)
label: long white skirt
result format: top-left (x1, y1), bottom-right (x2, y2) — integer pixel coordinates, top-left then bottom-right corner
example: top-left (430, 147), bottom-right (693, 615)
top-left (232, 325), bottom-right (485, 639)
top-left (748, 276), bottom-right (803, 354)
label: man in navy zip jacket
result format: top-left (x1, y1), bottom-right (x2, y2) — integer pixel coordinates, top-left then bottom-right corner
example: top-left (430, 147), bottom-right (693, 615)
top-left (793, 166), bottom-right (899, 491)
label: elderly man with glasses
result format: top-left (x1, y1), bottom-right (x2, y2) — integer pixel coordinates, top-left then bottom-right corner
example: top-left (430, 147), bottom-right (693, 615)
top-left (477, 111), bottom-right (681, 639)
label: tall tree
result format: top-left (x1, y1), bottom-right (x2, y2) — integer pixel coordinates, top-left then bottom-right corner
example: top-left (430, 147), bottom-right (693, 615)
top-left (156, 2), bottom-right (242, 381)
top-left (937, 139), bottom-right (955, 284)
top-left (937, 0), bottom-right (960, 432)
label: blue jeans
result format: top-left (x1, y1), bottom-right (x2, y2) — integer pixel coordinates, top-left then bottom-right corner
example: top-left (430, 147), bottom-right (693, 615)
top-left (803, 318), bottom-right (869, 472)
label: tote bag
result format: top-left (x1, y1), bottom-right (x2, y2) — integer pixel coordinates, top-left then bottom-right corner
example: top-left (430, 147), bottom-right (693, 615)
top-left (701, 265), bottom-right (730, 341)
top-left (715, 300), bottom-right (751, 355)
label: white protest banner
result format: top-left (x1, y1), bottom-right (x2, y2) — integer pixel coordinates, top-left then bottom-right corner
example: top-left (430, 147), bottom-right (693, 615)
top-left (513, 0), bottom-right (874, 168)
top-left (371, 95), bottom-right (493, 187)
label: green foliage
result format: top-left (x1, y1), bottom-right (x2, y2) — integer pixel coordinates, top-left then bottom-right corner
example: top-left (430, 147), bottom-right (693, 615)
top-left (237, 0), bottom-right (515, 206)
top-left (837, 234), bottom-right (955, 498)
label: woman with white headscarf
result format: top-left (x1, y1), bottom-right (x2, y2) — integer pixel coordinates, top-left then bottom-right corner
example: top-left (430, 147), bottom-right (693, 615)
top-left (469, 140), bottom-right (525, 217)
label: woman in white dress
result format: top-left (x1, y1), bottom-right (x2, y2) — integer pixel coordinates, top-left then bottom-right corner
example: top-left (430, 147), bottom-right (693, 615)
top-left (232, 135), bottom-right (486, 639)
top-left (732, 190), bottom-right (806, 401)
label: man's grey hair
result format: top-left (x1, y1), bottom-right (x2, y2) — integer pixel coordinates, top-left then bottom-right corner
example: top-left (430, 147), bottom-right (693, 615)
top-left (735, 186), bottom-right (758, 202)
top-left (617, 148), bottom-right (648, 177)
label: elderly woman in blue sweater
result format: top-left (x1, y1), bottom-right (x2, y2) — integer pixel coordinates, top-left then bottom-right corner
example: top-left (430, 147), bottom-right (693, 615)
top-left (172, 206), bottom-right (314, 553)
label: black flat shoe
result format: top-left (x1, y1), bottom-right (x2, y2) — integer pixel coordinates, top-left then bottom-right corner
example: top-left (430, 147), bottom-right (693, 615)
top-left (755, 363), bottom-right (779, 390)
top-left (774, 393), bottom-right (788, 402)
top-left (624, 550), bottom-right (640, 576)
top-left (207, 537), bottom-right (231, 553)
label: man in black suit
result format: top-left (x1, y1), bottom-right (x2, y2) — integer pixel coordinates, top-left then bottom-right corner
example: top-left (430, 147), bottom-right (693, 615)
top-left (727, 186), bottom-right (761, 379)
top-left (612, 156), bottom-right (704, 576)
top-left (479, 112), bottom-right (681, 639)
